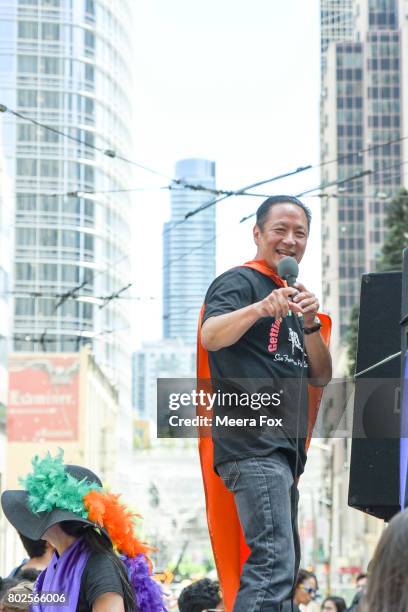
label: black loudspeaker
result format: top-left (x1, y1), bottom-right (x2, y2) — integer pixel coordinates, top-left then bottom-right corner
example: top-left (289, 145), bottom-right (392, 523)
top-left (348, 271), bottom-right (402, 521)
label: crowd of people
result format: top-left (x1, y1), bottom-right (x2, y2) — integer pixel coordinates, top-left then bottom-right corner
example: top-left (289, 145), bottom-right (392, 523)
top-left (175, 570), bottom-right (366, 612)
top-left (0, 454), bottom-right (406, 612)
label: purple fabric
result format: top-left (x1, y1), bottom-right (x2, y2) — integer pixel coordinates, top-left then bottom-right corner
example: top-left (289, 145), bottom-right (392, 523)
top-left (123, 554), bottom-right (167, 612)
top-left (30, 537), bottom-right (91, 612)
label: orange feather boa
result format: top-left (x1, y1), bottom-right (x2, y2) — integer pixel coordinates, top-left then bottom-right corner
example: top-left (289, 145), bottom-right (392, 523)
top-left (84, 490), bottom-right (151, 559)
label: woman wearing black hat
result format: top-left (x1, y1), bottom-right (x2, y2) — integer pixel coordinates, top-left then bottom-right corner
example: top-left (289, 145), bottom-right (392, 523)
top-left (1, 451), bottom-right (166, 612)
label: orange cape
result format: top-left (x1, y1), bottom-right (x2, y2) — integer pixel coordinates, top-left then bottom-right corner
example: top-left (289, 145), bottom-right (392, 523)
top-left (196, 260), bottom-right (331, 611)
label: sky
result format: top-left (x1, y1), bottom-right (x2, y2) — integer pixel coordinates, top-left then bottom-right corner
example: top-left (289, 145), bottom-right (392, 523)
top-left (129, 0), bottom-right (322, 345)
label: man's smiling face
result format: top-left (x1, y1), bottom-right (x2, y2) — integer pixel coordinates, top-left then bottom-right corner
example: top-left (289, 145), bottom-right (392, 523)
top-left (253, 202), bottom-right (309, 271)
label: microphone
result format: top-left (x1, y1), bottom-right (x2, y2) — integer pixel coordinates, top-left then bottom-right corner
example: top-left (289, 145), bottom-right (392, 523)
top-left (277, 256), bottom-right (299, 287)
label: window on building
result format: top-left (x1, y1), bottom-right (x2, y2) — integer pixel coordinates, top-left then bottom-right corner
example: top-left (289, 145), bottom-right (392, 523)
top-left (40, 91), bottom-right (61, 108)
top-left (17, 194), bottom-right (36, 210)
top-left (84, 234), bottom-right (94, 252)
top-left (61, 301), bottom-right (77, 318)
top-left (40, 159), bottom-right (60, 177)
top-left (15, 262), bottom-right (36, 281)
top-left (39, 57), bottom-right (62, 75)
top-left (39, 228), bottom-right (57, 246)
top-left (84, 63), bottom-right (94, 83)
top-left (37, 298), bottom-right (54, 316)
top-left (18, 56), bottom-right (38, 72)
top-left (84, 96), bottom-right (94, 116)
top-left (84, 165), bottom-right (94, 183)
top-left (17, 124), bottom-right (37, 140)
top-left (16, 227), bottom-right (36, 245)
top-left (62, 265), bottom-right (79, 282)
top-left (84, 30), bottom-right (95, 53)
top-left (18, 21), bottom-right (38, 38)
top-left (85, 0), bottom-right (95, 14)
top-left (15, 297), bottom-right (35, 316)
top-left (41, 196), bottom-right (58, 211)
top-left (17, 158), bottom-right (37, 176)
top-left (41, 23), bottom-right (60, 40)
top-left (82, 302), bottom-right (93, 319)
top-left (39, 263), bottom-right (57, 281)
top-left (62, 230), bottom-right (79, 248)
top-left (84, 199), bottom-right (94, 220)
top-left (17, 90), bottom-right (38, 107)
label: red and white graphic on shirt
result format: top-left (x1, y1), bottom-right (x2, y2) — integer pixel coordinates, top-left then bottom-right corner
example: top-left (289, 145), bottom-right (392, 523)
top-left (268, 319), bottom-right (281, 352)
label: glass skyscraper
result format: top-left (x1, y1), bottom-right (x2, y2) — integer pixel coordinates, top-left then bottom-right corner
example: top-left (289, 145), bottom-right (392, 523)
top-left (163, 158), bottom-right (216, 343)
top-left (320, 0), bottom-right (403, 354)
top-left (0, 0), bottom-right (135, 480)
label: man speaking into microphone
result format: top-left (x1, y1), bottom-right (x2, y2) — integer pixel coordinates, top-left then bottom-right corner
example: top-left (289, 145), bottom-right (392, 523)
top-left (200, 196), bottom-right (332, 611)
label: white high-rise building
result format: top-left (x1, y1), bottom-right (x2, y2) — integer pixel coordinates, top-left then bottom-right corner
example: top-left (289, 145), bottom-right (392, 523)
top-left (163, 158), bottom-right (216, 343)
top-left (0, 0), bottom-right (135, 484)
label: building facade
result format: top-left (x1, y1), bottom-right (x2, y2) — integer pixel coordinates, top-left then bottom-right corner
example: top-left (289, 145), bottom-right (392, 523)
top-left (0, 0), bottom-right (135, 479)
top-left (320, 0), bottom-right (403, 354)
top-left (320, 0), bottom-right (355, 74)
top-left (318, 0), bottom-right (403, 593)
top-left (133, 339), bottom-right (196, 426)
top-left (163, 158), bottom-right (216, 343)
top-left (3, 346), bottom-right (119, 574)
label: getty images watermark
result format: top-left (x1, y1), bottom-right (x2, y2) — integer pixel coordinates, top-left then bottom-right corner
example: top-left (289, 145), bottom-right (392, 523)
top-left (167, 388), bottom-right (283, 428)
top-left (157, 377), bottom-right (406, 439)
top-left (156, 378), bottom-right (309, 438)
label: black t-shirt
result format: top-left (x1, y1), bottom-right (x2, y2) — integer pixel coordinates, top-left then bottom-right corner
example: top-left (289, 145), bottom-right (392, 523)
top-left (77, 552), bottom-right (124, 611)
top-left (202, 266), bottom-right (309, 476)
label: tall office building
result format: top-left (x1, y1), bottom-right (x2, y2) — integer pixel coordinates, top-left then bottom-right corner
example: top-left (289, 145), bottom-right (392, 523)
top-left (0, 0), bottom-right (135, 480)
top-left (320, 0), bottom-right (403, 354)
top-left (132, 339), bottom-right (195, 423)
top-left (163, 158), bottom-right (216, 343)
top-left (320, 0), bottom-right (355, 73)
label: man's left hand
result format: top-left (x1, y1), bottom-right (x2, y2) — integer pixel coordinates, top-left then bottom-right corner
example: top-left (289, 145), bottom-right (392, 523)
top-left (291, 282), bottom-right (319, 327)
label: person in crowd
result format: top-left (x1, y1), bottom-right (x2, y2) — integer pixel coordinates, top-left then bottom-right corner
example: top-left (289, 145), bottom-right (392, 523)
top-left (304, 573), bottom-right (319, 611)
top-left (321, 596), bottom-right (347, 612)
top-left (347, 573), bottom-right (367, 612)
top-left (0, 580), bottom-right (19, 610)
top-left (359, 508), bottom-right (408, 611)
top-left (354, 574), bottom-right (367, 594)
top-left (1, 450), bottom-right (167, 612)
top-left (0, 580), bottom-right (34, 612)
top-left (347, 574), bottom-right (366, 612)
top-left (178, 578), bottom-right (223, 612)
top-left (9, 533), bottom-right (53, 578)
top-left (283, 569), bottom-right (317, 611)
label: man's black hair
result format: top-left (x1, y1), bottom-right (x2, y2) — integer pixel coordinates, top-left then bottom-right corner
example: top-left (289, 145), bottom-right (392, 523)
top-left (178, 578), bottom-right (221, 612)
top-left (18, 533), bottom-right (47, 559)
top-left (256, 195), bottom-right (312, 231)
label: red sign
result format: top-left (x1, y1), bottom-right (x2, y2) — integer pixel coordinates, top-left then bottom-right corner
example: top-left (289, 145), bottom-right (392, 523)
top-left (8, 355), bottom-right (80, 442)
